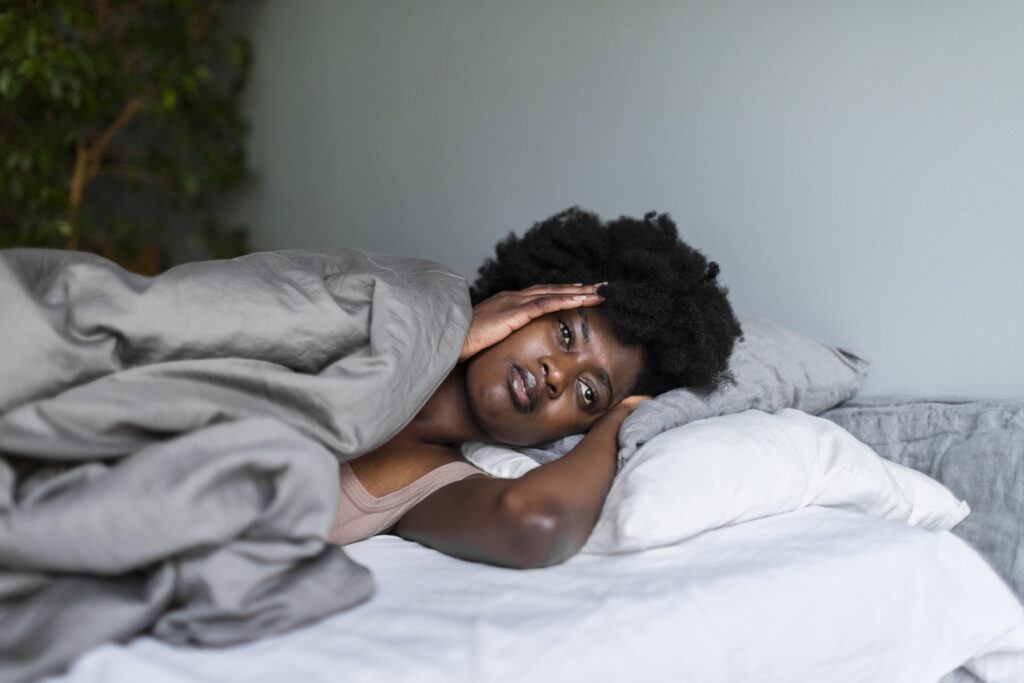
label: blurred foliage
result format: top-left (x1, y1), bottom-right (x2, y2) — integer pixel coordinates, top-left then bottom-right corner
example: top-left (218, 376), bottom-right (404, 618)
top-left (0, 0), bottom-right (252, 269)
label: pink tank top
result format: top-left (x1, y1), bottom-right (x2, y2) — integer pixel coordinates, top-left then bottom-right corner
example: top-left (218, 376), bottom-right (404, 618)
top-left (328, 460), bottom-right (485, 545)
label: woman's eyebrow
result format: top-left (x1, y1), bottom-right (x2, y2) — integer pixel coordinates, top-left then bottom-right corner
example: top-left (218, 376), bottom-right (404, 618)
top-left (597, 368), bottom-right (613, 402)
top-left (578, 309), bottom-right (593, 344)
top-left (577, 310), bottom-right (614, 398)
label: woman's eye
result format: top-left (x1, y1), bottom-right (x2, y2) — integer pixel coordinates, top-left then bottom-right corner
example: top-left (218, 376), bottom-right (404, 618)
top-left (558, 321), bottom-right (573, 347)
top-left (579, 383), bottom-right (595, 407)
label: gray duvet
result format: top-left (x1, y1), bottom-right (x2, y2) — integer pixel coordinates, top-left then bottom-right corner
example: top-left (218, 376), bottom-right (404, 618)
top-left (0, 248), bottom-right (471, 681)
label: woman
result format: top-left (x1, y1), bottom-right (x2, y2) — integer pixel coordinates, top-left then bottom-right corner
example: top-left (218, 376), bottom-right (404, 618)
top-left (333, 207), bottom-right (742, 568)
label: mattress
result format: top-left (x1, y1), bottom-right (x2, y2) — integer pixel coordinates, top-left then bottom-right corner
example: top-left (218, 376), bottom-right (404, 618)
top-left (49, 507), bottom-right (1024, 683)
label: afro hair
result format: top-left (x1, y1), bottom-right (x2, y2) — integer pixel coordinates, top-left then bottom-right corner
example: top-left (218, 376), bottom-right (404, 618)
top-left (471, 207), bottom-right (742, 396)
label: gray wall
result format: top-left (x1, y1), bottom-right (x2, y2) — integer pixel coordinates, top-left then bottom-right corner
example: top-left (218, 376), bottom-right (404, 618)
top-left (233, 1), bottom-right (1024, 399)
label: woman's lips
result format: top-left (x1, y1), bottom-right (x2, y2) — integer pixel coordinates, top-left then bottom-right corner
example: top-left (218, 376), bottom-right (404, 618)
top-left (509, 363), bottom-right (539, 414)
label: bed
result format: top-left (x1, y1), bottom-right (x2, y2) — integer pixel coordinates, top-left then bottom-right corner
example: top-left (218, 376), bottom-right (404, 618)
top-left (45, 508), bottom-right (1024, 683)
top-left (2, 248), bottom-right (1023, 682)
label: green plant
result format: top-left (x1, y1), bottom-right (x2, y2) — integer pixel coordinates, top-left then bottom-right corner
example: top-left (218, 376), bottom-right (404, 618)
top-left (0, 0), bottom-right (252, 270)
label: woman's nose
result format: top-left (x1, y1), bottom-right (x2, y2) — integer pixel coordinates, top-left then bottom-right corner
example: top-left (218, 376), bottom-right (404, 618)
top-left (540, 356), bottom-right (566, 397)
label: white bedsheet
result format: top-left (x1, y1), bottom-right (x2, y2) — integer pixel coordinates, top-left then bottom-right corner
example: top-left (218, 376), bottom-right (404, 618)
top-left (51, 508), bottom-right (1024, 683)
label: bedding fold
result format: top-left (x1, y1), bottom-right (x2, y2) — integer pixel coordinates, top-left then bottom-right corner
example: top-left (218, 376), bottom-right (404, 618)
top-left (0, 247), bottom-right (472, 681)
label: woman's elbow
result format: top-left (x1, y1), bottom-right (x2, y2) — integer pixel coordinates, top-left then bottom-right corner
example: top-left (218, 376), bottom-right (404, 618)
top-left (494, 490), bottom-right (580, 569)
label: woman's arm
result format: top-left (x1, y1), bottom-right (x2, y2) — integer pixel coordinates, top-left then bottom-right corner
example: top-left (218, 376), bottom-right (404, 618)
top-left (393, 399), bottom-right (641, 568)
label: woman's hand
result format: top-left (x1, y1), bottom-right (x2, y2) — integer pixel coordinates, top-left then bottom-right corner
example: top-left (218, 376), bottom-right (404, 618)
top-left (615, 394), bottom-right (654, 414)
top-left (586, 393), bottom-right (653, 436)
top-left (459, 283), bottom-right (605, 362)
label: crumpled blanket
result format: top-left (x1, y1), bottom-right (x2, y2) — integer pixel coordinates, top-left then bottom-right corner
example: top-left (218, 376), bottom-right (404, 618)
top-left (822, 395), bottom-right (1024, 605)
top-left (0, 247), bottom-right (471, 682)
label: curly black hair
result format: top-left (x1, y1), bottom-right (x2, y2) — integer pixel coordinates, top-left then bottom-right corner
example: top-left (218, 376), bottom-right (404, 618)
top-left (471, 207), bottom-right (742, 396)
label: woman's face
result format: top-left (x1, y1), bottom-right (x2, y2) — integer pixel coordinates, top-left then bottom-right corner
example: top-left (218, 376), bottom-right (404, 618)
top-left (464, 306), bottom-right (643, 446)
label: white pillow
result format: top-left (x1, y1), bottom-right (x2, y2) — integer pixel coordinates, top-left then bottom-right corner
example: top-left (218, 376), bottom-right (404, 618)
top-left (462, 409), bottom-right (970, 554)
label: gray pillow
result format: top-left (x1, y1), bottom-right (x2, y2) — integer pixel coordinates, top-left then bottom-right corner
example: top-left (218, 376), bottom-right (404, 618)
top-left (523, 313), bottom-right (869, 464)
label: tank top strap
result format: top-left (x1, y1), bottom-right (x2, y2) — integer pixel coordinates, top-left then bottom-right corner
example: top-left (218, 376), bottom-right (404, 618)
top-left (329, 460), bottom-right (484, 545)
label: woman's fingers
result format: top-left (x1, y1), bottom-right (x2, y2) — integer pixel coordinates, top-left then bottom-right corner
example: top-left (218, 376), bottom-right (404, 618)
top-left (518, 282), bottom-right (604, 296)
top-left (520, 290), bottom-right (604, 316)
top-left (458, 283), bottom-right (607, 362)
top-left (514, 283), bottom-right (606, 310)
top-left (514, 283), bottom-right (607, 322)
